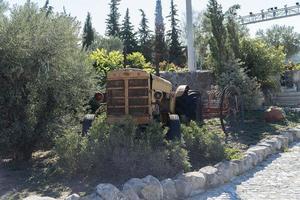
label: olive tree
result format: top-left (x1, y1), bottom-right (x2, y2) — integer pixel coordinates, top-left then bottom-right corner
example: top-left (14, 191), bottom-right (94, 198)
top-left (0, 2), bottom-right (96, 160)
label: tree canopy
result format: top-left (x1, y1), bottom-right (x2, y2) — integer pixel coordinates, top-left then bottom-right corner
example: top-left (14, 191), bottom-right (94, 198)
top-left (106, 0), bottom-right (121, 37)
top-left (82, 12), bottom-right (95, 50)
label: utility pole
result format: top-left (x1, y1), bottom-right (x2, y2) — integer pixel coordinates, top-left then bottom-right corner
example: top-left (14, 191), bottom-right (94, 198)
top-left (186, 0), bottom-right (197, 72)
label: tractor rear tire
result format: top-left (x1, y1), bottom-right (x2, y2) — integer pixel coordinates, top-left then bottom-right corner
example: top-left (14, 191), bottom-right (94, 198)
top-left (82, 114), bottom-right (95, 136)
top-left (166, 114), bottom-right (181, 140)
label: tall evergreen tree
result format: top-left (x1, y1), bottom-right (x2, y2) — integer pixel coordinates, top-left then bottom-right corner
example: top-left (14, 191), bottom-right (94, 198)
top-left (106, 0), bottom-right (121, 37)
top-left (82, 12), bottom-right (95, 50)
top-left (167, 0), bottom-right (185, 66)
top-left (120, 9), bottom-right (138, 56)
top-left (206, 0), bottom-right (229, 74)
top-left (154, 0), bottom-right (168, 75)
top-left (138, 9), bottom-right (153, 62)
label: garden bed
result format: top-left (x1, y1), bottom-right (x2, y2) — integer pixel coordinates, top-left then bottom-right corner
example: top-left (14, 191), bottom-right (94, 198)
top-left (1, 109), bottom-right (299, 200)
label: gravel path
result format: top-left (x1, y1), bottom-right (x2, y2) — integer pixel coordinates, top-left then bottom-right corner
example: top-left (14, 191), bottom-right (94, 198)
top-left (188, 142), bottom-right (300, 200)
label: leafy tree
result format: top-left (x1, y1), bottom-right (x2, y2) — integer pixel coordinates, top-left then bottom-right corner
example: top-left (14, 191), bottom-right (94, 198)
top-left (90, 34), bottom-right (123, 52)
top-left (0, 2), bottom-right (96, 160)
top-left (126, 52), bottom-right (152, 70)
top-left (82, 12), bottom-right (95, 50)
top-left (120, 9), bottom-right (138, 56)
top-left (154, 0), bottom-right (168, 75)
top-left (0, 0), bottom-right (8, 24)
top-left (138, 9), bottom-right (153, 62)
top-left (256, 25), bottom-right (300, 59)
top-left (90, 48), bottom-right (124, 86)
top-left (167, 0), bottom-right (185, 66)
top-left (240, 38), bottom-right (285, 90)
top-left (106, 0), bottom-right (121, 37)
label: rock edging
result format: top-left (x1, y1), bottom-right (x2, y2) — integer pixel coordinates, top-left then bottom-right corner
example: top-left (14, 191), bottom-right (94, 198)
top-left (63, 127), bottom-right (300, 200)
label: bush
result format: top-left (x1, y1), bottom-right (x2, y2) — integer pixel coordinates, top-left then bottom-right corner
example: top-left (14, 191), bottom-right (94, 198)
top-left (181, 121), bottom-right (225, 169)
top-left (55, 115), bottom-right (190, 179)
top-left (90, 48), bottom-right (124, 86)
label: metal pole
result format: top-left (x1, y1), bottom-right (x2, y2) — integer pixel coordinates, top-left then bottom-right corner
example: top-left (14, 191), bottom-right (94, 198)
top-left (186, 0), bottom-right (196, 71)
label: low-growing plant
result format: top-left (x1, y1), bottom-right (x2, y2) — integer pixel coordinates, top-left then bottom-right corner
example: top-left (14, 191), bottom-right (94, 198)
top-left (181, 121), bottom-right (225, 169)
top-left (224, 147), bottom-right (243, 160)
top-left (55, 115), bottom-right (190, 179)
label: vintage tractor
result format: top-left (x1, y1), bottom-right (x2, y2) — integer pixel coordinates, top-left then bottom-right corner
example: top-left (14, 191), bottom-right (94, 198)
top-left (82, 68), bottom-right (202, 139)
top-left (82, 68), bottom-right (244, 138)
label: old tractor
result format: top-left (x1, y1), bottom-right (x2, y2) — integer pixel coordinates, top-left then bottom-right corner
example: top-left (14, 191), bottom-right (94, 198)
top-left (83, 68), bottom-right (244, 138)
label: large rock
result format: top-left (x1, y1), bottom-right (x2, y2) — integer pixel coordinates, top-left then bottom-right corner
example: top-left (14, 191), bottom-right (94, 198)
top-left (23, 196), bottom-right (56, 200)
top-left (123, 176), bottom-right (162, 200)
top-left (264, 107), bottom-right (286, 123)
top-left (140, 175), bottom-right (163, 200)
top-left (161, 179), bottom-right (178, 200)
top-left (261, 137), bottom-right (282, 152)
top-left (280, 131), bottom-right (295, 143)
top-left (288, 128), bottom-right (300, 140)
top-left (96, 184), bottom-right (127, 200)
top-left (247, 145), bottom-right (272, 162)
top-left (213, 161), bottom-right (238, 184)
top-left (174, 171), bottom-right (206, 198)
top-left (199, 166), bottom-right (220, 188)
top-left (273, 135), bottom-right (289, 149)
top-left (80, 193), bottom-right (102, 200)
top-left (65, 194), bottom-right (80, 200)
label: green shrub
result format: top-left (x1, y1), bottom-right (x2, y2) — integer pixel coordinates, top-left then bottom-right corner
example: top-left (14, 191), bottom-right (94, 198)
top-left (181, 121), bottom-right (225, 169)
top-left (224, 147), bottom-right (243, 160)
top-left (55, 116), bottom-right (190, 179)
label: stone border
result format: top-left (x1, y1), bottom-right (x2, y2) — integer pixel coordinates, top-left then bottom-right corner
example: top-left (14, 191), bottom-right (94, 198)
top-left (62, 127), bottom-right (300, 200)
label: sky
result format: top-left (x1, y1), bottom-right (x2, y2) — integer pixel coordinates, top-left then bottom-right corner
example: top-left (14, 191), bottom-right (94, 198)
top-left (7, 0), bottom-right (300, 37)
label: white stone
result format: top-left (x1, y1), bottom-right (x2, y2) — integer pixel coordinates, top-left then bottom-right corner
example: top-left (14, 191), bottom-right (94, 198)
top-left (80, 193), bottom-right (102, 200)
top-left (122, 187), bottom-right (140, 200)
top-left (274, 135), bottom-right (289, 149)
top-left (247, 145), bottom-right (272, 162)
top-left (161, 178), bottom-right (178, 200)
top-left (96, 184), bottom-right (126, 200)
top-left (140, 175), bottom-right (163, 200)
top-left (214, 161), bottom-right (236, 184)
top-left (280, 131), bottom-right (294, 143)
top-left (23, 196), bottom-right (56, 200)
top-left (199, 166), bottom-right (220, 188)
top-left (174, 171), bottom-right (206, 198)
top-left (65, 194), bottom-right (80, 200)
top-left (123, 178), bottom-right (146, 197)
top-left (288, 128), bottom-right (300, 140)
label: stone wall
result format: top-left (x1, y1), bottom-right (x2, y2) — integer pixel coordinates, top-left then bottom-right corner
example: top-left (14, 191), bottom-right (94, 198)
top-left (160, 70), bottom-right (215, 92)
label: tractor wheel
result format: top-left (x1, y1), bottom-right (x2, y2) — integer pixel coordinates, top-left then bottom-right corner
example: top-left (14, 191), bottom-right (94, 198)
top-left (220, 86), bottom-right (244, 136)
top-left (82, 114), bottom-right (95, 136)
top-left (180, 90), bottom-right (202, 122)
top-left (166, 114), bottom-right (181, 140)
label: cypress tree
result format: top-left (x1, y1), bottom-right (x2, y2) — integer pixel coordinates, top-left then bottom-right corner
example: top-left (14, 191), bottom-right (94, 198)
top-left (106, 0), bottom-right (121, 37)
top-left (154, 0), bottom-right (168, 75)
top-left (120, 8), bottom-right (138, 56)
top-left (138, 9), bottom-right (153, 62)
top-left (206, 0), bottom-right (229, 74)
top-left (167, 0), bottom-right (185, 66)
top-left (82, 12), bottom-right (95, 50)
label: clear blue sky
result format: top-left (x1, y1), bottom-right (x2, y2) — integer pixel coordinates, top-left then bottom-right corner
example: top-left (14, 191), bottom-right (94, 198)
top-left (7, 0), bottom-right (300, 36)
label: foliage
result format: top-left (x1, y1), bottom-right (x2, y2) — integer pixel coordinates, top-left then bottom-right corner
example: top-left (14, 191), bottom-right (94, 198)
top-left (224, 147), bottom-right (243, 160)
top-left (90, 35), bottom-right (123, 52)
top-left (90, 48), bottom-right (124, 86)
top-left (154, 0), bottom-right (168, 75)
top-left (218, 59), bottom-right (261, 109)
top-left (181, 121), bottom-right (225, 169)
top-left (285, 61), bottom-right (300, 71)
top-left (0, 2), bottom-right (96, 160)
top-left (159, 61), bottom-right (188, 72)
top-left (120, 9), bottom-right (138, 56)
top-left (239, 38), bottom-right (285, 91)
top-left (105, 0), bottom-right (121, 37)
top-left (167, 0), bottom-right (186, 66)
top-left (126, 52), bottom-right (151, 70)
top-left (82, 12), bottom-right (95, 51)
top-left (138, 9), bottom-right (153, 62)
top-left (55, 116), bottom-right (190, 178)
top-left (206, 0), bottom-right (229, 75)
top-left (256, 25), bottom-right (300, 59)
